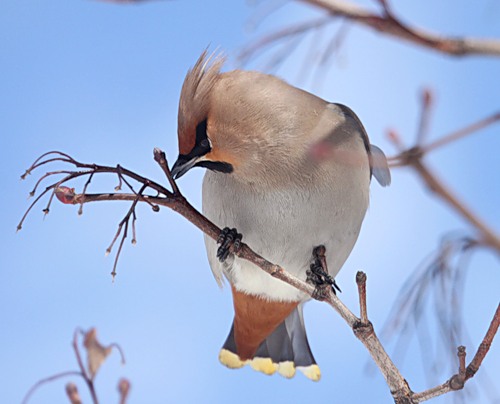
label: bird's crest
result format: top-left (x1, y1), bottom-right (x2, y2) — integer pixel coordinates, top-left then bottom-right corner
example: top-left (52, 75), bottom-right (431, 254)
top-left (178, 50), bottom-right (225, 154)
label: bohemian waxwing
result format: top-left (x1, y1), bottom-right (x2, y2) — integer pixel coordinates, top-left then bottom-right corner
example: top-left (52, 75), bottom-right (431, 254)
top-left (172, 51), bottom-right (391, 381)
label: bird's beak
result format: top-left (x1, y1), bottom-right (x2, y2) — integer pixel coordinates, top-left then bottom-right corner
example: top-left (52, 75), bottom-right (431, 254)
top-left (171, 155), bottom-right (199, 179)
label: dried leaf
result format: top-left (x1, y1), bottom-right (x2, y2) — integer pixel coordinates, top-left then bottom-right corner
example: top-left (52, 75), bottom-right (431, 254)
top-left (83, 328), bottom-right (113, 379)
top-left (55, 186), bottom-right (76, 204)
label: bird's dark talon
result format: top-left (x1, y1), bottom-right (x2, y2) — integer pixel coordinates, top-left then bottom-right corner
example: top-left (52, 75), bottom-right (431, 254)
top-left (306, 245), bottom-right (341, 296)
top-left (216, 227), bottom-right (242, 262)
top-left (332, 279), bottom-right (342, 294)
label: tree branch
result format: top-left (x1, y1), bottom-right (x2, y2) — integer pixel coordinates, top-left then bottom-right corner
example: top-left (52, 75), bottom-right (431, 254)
top-left (23, 327), bottom-right (126, 403)
top-left (22, 371), bottom-right (83, 404)
top-left (72, 329), bottom-right (99, 404)
top-left (412, 303), bottom-right (500, 402)
top-left (387, 96), bottom-right (500, 252)
top-left (299, 0), bottom-right (500, 57)
top-left (20, 148), bottom-right (499, 402)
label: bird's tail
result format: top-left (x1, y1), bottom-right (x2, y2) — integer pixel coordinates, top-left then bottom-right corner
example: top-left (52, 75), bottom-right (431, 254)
top-left (219, 304), bottom-right (320, 381)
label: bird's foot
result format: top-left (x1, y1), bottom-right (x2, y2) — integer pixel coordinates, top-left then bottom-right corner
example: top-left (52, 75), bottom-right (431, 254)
top-left (217, 227), bottom-right (242, 262)
top-left (306, 245), bottom-right (341, 300)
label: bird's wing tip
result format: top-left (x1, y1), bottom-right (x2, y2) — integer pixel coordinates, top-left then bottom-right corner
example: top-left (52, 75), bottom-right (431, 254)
top-left (370, 144), bottom-right (391, 187)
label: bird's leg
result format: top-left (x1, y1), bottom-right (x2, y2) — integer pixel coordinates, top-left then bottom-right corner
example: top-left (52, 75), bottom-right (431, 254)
top-left (306, 245), bottom-right (342, 300)
top-left (217, 227), bottom-right (242, 262)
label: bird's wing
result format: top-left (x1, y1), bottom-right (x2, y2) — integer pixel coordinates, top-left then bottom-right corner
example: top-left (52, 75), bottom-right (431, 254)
top-left (203, 233), bottom-right (229, 288)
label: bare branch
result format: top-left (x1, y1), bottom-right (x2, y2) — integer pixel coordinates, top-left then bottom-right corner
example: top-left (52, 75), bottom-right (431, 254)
top-left (22, 371), bottom-right (83, 404)
top-left (356, 271), bottom-right (368, 325)
top-left (381, 92), bottom-right (499, 400)
top-left (415, 88), bottom-right (433, 145)
top-left (104, 182), bottom-right (154, 279)
top-left (153, 148), bottom-right (179, 195)
top-left (299, 0), bottom-right (500, 57)
top-left (23, 328), bottom-right (127, 404)
top-left (399, 150), bottom-right (500, 251)
top-left (422, 111), bottom-right (500, 154)
top-left (466, 303), bottom-right (500, 380)
top-left (78, 172), bottom-right (95, 215)
top-left (239, 16), bottom-right (331, 65)
top-left (387, 96), bottom-right (500, 252)
top-left (72, 328), bottom-right (99, 404)
top-left (413, 304), bottom-right (500, 401)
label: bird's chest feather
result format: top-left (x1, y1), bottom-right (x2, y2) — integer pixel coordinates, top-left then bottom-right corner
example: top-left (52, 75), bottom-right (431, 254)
top-left (202, 170), bottom-right (369, 301)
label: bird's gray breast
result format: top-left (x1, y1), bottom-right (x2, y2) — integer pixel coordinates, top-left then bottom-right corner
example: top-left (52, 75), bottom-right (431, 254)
top-left (202, 169), bottom-right (369, 300)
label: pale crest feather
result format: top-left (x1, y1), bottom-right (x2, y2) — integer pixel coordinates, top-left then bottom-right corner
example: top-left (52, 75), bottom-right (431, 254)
top-left (178, 50), bottom-right (225, 136)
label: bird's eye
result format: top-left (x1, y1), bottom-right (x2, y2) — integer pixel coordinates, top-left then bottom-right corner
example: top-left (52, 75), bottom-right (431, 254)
top-left (200, 139), bottom-right (209, 149)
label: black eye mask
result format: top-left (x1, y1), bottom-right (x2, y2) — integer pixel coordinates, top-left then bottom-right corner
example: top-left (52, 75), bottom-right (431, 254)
top-left (172, 119), bottom-right (233, 179)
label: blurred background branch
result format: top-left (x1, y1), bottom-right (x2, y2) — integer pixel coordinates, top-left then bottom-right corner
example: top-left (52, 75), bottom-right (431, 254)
top-left (241, 0), bottom-right (500, 62)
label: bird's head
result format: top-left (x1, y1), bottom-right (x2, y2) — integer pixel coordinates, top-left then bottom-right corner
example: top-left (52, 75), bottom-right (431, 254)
top-left (172, 51), bottom-right (237, 180)
top-left (172, 51), bottom-right (391, 188)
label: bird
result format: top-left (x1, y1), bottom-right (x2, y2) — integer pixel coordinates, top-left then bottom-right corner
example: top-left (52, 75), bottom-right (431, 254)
top-left (171, 51), bottom-right (391, 381)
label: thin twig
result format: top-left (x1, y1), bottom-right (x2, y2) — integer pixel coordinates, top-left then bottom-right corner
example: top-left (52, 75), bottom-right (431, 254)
top-left (72, 329), bottom-right (99, 404)
top-left (18, 187), bottom-right (56, 231)
top-left (458, 346), bottom-right (467, 379)
top-left (21, 151), bottom-right (75, 179)
top-left (356, 271), bottom-right (368, 325)
top-left (153, 148), bottom-right (179, 195)
top-left (390, 145), bottom-right (500, 252)
top-left (239, 16), bottom-right (331, 64)
top-left (116, 168), bottom-right (159, 211)
top-left (412, 304), bottom-right (500, 402)
top-left (386, 95), bottom-right (500, 252)
top-left (110, 343), bottom-right (127, 365)
top-left (466, 303), bottom-right (500, 380)
top-left (78, 172), bottom-right (95, 215)
top-left (131, 210), bottom-right (137, 245)
top-left (21, 371), bottom-right (83, 404)
top-left (421, 111), bottom-right (500, 154)
top-left (105, 183), bottom-right (151, 279)
top-left (415, 88), bottom-right (433, 145)
top-left (18, 152), bottom-right (171, 232)
top-left (23, 327), bottom-right (127, 403)
top-left (28, 170), bottom-right (76, 197)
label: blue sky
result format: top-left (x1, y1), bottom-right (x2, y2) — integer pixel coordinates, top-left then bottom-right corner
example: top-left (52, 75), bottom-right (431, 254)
top-left (1, 1), bottom-right (499, 403)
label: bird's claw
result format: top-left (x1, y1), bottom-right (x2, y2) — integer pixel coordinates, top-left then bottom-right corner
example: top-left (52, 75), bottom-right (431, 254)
top-left (306, 245), bottom-right (341, 298)
top-left (217, 227), bottom-right (242, 262)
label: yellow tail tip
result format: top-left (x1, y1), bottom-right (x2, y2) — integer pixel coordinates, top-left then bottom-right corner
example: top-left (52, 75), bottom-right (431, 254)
top-left (249, 357), bottom-right (278, 375)
top-left (298, 364), bottom-right (321, 381)
top-left (219, 349), bottom-right (246, 369)
top-left (219, 349), bottom-right (320, 381)
top-left (277, 361), bottom-right (296, 379)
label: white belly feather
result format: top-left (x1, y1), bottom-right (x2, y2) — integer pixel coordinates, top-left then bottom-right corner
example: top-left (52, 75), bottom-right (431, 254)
top-left (202, 166), bottom-right (369, 302)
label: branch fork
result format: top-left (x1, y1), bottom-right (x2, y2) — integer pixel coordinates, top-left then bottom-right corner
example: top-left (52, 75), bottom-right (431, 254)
top-left (387, 91), bottom-right (500, 251)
